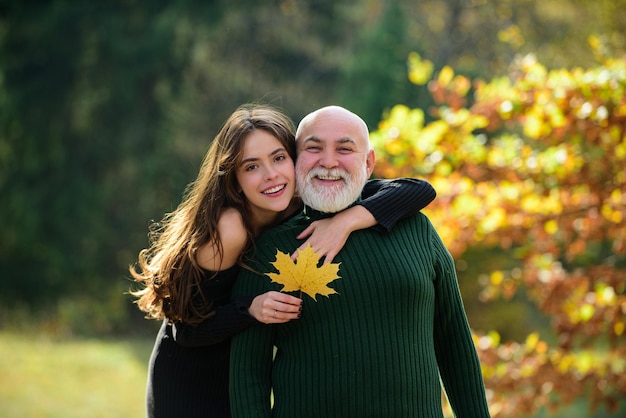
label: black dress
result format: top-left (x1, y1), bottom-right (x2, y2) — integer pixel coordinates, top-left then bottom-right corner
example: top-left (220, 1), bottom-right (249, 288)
top-left (146, 265), bottom-right (255, 418)
top-left (144, 178), bottom-right (436, 418)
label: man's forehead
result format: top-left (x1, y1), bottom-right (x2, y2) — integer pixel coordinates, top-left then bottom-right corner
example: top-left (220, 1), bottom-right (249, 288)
top-left (299, 118), bottom-right (361, 141)
top-left (296, 106), bottom-right (370, 150)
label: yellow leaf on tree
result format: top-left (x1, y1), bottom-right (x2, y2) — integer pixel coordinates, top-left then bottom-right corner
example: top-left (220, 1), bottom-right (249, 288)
top-left (525, 332), bottom-right (540, 352)
top-left (544, 219), bottom-right (559, 235)
top-left (408, 52), bottom-right (434, 85)
top-left (266, 244), bottom-right (341, 300)
top-left (438, 65), bottom-right (454, 87)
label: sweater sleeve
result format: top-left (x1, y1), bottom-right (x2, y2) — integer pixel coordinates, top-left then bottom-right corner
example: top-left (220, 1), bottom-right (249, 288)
top-left (229, 265), bottom-right (277, 417)
top-left (171, 295), bottom-right (258, 347)
top-left (429, 221), bottom-right (491, 416)
top-left (360, 178), bottom-right (436, 232)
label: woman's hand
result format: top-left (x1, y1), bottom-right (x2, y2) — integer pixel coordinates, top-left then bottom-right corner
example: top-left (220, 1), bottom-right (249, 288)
top-left (293, 218), bottom-right (349, 265)
top-left (248, 291), bottom-right (302, 324)
top-left (293, 205), bottom-right (375, 264)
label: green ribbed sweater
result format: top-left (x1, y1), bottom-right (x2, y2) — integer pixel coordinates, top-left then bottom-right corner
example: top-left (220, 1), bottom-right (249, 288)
top-left (230, 208), bottom-right (490, 418)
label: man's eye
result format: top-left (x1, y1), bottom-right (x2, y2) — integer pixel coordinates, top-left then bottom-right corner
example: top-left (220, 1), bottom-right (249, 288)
top-left (338, 147), bottom-right (354, 153)
top-left (306, 146), bottom-right (321, 152)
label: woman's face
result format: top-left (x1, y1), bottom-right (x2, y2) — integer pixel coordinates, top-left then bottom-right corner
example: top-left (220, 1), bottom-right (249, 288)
top-left (235, 129), bottom-right (296, 225)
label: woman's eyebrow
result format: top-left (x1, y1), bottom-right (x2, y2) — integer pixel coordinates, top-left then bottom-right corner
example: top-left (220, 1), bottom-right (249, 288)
top-left (240, 148), bottom-right (286, 164)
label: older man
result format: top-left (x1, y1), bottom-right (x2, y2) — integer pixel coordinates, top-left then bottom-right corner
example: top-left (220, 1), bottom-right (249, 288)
top-left (229, 106), bottom-right (491, 417)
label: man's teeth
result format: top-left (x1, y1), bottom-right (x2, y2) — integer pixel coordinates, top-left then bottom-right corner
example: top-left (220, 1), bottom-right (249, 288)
top-left (316, 174), bottom-right (341, 180)
top-left (263, 185), bottom-right (285, 194)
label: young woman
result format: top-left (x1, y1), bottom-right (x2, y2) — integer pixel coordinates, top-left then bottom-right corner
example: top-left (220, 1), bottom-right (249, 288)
top-left (130, 104), bottom-right (436, 418)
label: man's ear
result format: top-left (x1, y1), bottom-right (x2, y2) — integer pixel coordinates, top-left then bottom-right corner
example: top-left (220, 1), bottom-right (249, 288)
top-left (365, 149), bottom-right (375, 177)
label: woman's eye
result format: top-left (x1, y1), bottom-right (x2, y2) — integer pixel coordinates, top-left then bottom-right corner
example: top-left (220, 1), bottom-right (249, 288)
top-left (245, 164), bottom-right (258, 171)
top-left (275, 154), bottom-right (286, 162)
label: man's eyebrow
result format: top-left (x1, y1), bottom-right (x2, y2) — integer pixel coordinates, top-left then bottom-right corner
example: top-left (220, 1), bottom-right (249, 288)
top-left (300, 136), bottom-right (356, 145)
top-left (337, 137), bottom-right (357, 145)
top-left (300, 136), bottom-right (321, 144)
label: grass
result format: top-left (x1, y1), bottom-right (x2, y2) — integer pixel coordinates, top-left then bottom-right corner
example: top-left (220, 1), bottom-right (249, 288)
top-left (0, 331), bottom-right (153, 418)
top-left (3, 330), bottom-right (624, 417)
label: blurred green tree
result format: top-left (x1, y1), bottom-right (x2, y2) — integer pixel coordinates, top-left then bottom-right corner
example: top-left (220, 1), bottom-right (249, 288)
top-left (1, 0), bottom-right (624, 339)
top-left (0, 1), bottom-right (197, 316)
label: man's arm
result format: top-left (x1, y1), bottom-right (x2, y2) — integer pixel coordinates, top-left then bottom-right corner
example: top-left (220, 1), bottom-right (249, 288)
top-left (429, 220), bottom-right (491, 417)
top-left (361, 178), bottom-right (436, 232)
top-left (229, 266), bottom-right (278, 417)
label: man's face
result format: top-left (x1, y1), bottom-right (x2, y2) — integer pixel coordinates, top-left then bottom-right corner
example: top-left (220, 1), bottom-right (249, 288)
top-left (295, 110), bottom-right (375, 213)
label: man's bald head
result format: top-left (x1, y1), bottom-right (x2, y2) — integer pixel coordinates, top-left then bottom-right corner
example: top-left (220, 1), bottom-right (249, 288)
top-left (296, 105), bottom-right (370, 151)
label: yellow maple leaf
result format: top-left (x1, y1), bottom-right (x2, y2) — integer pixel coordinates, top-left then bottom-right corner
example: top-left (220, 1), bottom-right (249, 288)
top-left (266, 244), bottom-right (341, 300)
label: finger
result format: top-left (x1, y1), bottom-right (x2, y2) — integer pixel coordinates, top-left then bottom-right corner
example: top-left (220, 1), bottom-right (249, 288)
top-left (322, 250), bottom-right (337, 265)
top-left (272, 308), bottom-right (300, 323)
top-left (276, 301), bottom-right (302, 313)
top-left (296, 223), bottom-right (316, 240)
top-left (268, 291), bottom-right (302, 306)
top-left (290, 239), bottom-right (312, 261)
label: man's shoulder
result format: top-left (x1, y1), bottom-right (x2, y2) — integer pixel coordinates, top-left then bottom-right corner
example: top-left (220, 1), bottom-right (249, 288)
top-left (388, 211), bottom-right (434, 237)
top-left (400, 210), bottom-right (431, 226)
top-left (258, 212), bottom-right (307, 241)
top-left (248, 212), bottom-right (307, 260)
top-left (236, 214), bottom-right (306, 289)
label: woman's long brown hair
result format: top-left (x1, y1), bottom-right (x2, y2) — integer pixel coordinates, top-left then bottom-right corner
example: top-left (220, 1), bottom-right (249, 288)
top-left (129, 104), bottom-right (296, 324)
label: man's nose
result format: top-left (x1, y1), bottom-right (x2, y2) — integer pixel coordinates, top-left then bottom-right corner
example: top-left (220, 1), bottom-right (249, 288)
top-left (319, 149), bottom-right (338, 168)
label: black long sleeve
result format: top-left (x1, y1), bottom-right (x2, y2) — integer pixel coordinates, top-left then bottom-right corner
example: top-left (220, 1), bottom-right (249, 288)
top-left (360, 178), bottom-right (436, 232)
top-left (168, 266), bottom-right (257, 347)
top-left (172, 295), bottom-right (256, 347)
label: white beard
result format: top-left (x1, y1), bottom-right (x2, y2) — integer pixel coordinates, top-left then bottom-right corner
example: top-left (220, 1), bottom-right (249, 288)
top-left (296, 166), bottom-right (368, 213)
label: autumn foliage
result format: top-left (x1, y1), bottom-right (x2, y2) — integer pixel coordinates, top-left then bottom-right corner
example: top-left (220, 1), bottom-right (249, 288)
top-left (371, 49), bottom-right (626, 416)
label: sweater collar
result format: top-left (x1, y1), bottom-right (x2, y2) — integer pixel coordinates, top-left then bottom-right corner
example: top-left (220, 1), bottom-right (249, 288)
top-left (302, 198), bottom-right (362, 221)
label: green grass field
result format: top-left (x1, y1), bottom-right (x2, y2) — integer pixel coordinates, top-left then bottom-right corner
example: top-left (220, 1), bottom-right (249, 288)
top-left (2, 331), bottom-right (623, 417)
top-left (0, 331), bottom-right (153, 418)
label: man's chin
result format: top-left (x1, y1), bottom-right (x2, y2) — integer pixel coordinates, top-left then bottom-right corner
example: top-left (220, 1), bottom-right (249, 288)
top-left (301, 189), bottom-right (359, 213)
top-left (311, 203), bottom-right (346, 213)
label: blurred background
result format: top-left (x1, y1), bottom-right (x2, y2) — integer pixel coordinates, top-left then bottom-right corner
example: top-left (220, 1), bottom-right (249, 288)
top-left (1, 0), bottom-right (625, 416)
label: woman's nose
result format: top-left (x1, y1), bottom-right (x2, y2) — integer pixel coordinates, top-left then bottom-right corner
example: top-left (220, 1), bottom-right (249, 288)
top-left (264, 166), bottom-right (279, 180)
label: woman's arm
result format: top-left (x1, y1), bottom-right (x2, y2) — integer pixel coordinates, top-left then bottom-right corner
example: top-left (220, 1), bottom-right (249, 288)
top-left (171, 295), bottom-right (257, 347)
top-left (172, 289), bottom-right (301, 347)
top-left (360, 177), bottom-right (436, 232)
top-left (174, 208), bottom-right (301, 347)
top-left (295, 177), bottom-right (436, 263)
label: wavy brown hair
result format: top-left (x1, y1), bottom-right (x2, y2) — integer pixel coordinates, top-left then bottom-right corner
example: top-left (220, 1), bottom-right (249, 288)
top-left (130, 104), bottom-right (296, 324)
